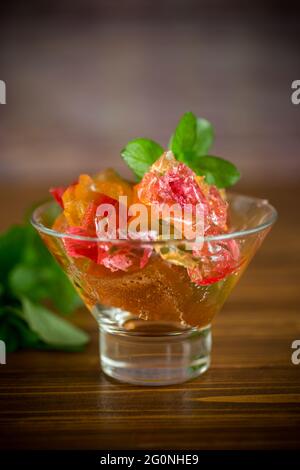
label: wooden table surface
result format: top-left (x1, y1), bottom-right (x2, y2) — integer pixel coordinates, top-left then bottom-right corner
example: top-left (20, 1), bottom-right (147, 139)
top-left (0, 183), bottom-right (300, 450)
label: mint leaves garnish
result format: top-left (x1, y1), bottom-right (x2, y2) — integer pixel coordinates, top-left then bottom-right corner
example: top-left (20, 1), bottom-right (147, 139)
top-left (121, 138), bottom-right (164, 179)
top-left (192, 155), bottom-right (241, 188)
top-left (170, 112), bottom-right (213, 161)
top-left (20, 297), bottom-right (89, 352)
top-left (0, 222), bottom-right (88, 353)
top-left (121, 111), bottom-right (240, 188)
top-left (170, 111), bottom-right (198, 159)
top-left (192, 117), bottom-right (214, 157)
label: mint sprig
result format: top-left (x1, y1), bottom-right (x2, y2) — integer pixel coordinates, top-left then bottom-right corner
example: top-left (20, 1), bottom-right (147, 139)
top-left (0, 222), bottom-right (88, 353)
top-left (20, 297), bottom-right (89, 352)
top-left (193, 155), bottom-right (241, 188)
top-left (170, 112), bottom-right (213, 161)
top-left (169, 111), bottom-right (197, 159)
top-left (121, 111), bottom-right (240, 188)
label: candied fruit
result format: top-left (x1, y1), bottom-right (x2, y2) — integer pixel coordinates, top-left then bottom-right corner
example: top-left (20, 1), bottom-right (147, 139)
top-left (49, 186), bottom-right (65, 208)
top-left (62, 174), bottom-right (95, 226)
top-left (135, 151), bottom-right (228, 234)
top-left (93, 168), bottom-right (133, 205)
top-left (51, 151), bottom-right (239, 289)
top-left (188, 238), bottom-right (240, 285)
top-left (133, 150), bottom-right (236, 285)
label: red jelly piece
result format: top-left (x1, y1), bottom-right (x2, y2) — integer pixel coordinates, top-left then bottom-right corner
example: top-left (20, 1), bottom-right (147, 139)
top-left (188, 238), bottom-right (240, 285)
top-left (97, 243), bottom-right (134, 272)
top-left (205, 186), bottom-right (228, 233)
top-left (159, 163), bottom-right (207, 207)
top-left (63, 226), bottom-right (98, 263)
top-left (83, 193), bottom-right (119, 233)
top-left (140, 247), bottom-right (153, 269)
top-left (49, 187), bottom-right (65, 208)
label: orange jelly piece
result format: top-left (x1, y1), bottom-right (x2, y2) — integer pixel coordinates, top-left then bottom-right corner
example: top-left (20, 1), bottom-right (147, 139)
top-left (61, 170), bottom-right (133, 227)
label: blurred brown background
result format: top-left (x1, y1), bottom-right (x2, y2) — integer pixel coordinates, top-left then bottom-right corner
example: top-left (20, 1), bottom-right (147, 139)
top-left (1, 1), bottom-right (300, 218)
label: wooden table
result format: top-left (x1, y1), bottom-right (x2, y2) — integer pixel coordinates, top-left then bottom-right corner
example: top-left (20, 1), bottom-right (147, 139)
top-left (0, 184), bottom-right (300, 450)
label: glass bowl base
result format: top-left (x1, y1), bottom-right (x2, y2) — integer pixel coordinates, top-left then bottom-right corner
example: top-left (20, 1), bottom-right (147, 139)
top-left (99, 324), bottom-right (212, 386)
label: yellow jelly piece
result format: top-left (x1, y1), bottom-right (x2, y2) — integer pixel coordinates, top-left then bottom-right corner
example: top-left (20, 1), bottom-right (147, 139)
top-left (62, 170), bottom-right (134, 227)
top-left (150, 150), bottom-right (178, 174)
top-left (93, 169), bottom-right (133, 205)
top-left (52, 212), bottom-right (68, 233)
top-left (62, 174), bottom-right (95, 226)
top-left (155, 242), bottom-right (198, 269)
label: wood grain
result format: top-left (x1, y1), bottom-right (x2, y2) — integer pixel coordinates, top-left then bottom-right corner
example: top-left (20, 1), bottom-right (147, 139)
top-left (0, 183), bottom-right (300, 449)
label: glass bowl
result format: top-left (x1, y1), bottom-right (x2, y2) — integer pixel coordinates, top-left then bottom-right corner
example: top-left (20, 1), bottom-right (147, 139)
top-left (31, 193), bottom-right (277, 386)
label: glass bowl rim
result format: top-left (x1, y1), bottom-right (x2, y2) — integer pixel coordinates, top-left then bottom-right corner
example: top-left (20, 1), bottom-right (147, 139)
top-left (31, 192), bottom-right (278, 245)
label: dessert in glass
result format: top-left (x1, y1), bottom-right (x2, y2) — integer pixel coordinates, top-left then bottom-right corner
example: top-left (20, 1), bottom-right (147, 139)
top-left (31, 112), bottom-right (277, 385)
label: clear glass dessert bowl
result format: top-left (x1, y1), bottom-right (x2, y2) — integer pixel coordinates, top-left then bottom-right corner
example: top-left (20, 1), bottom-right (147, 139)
top-left (31, 193), bottom-right (277, 386)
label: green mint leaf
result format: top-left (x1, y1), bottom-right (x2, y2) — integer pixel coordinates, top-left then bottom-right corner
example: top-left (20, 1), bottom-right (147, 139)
top-left (47, 268), bottom-right (83, 314)
top-left (9, 312), bottom-right (42, 349)
top-left (193, 118), bottom-right (214, 157)
top-left (170, 113), bottom-right (214, 161)
top-left (18, 297), bottom-right (89, 351)
top-left (10, 263), bottom-right (81, 315)
top-left (0, 212), bottom-right (84, 354)
top-left (170, 112), bottom-right (197, 160)
top-left (0, 306), bottom-right (42, 352)
top-left (20, 225), bottom-right (82, 314)
top-left (121, 138), bottom-right (163, 179)
top-left (0, 320), bottom-right (21, 352)
top-left (0, 225), bottom-right (26, 287)
top-left (0, 282), bottom-right (4, 300)
top-left (192, 155), bottom-right (241, 188)
top-left (9, 265), bottom-right (48, 301)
